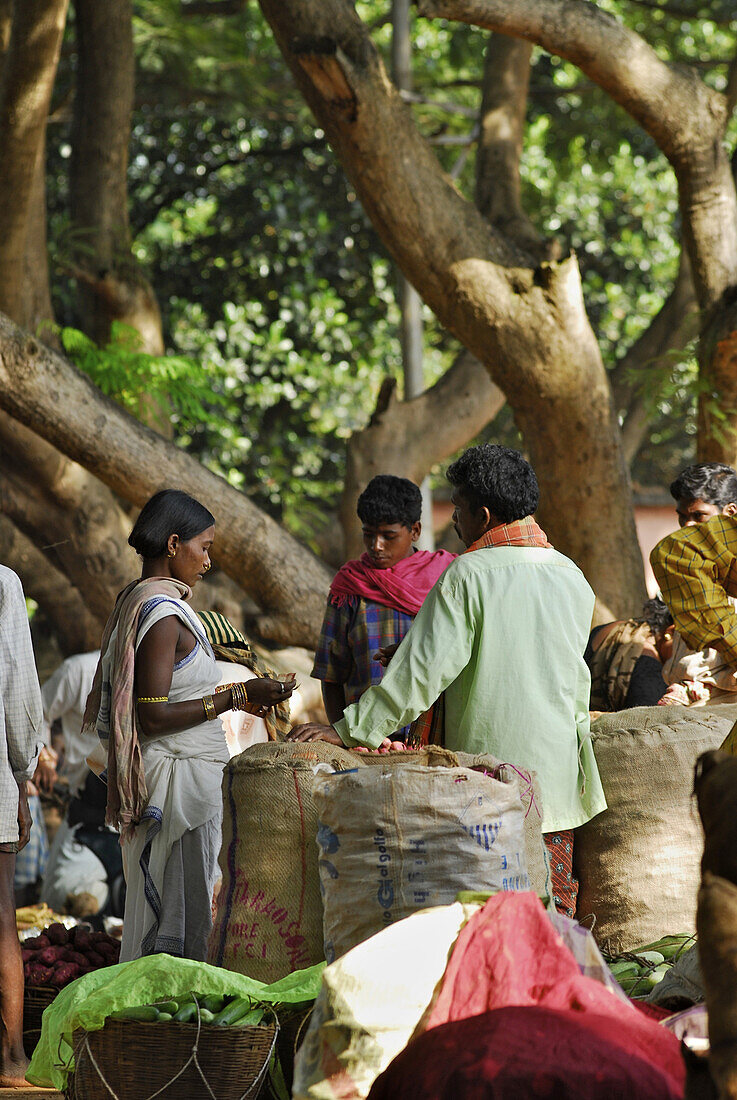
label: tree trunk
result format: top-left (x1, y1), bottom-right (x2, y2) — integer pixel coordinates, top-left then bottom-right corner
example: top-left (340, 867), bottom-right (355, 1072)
top-left (341, 351), bottom-right (505, 558)
top-left (697, 296), bottom-right (737, 466)
top-left (258, 0), bottom-right (646, 616)
top-left (0, 0), bottom-right (69, 321)
top-left (0, 314), bottom-right (332, 647)
top-left (0, 513), bottom-right (103, 654)
top-left (0, 0), bottom-right (153, 644)
top-left (70, 0), bottom-right (165, 356)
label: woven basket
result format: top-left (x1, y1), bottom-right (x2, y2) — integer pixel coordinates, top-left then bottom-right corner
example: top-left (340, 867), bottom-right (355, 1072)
top-left (23, 984), bottom-right (58, 1058)
top-left (65, 1016), bottom-right (277, 1100)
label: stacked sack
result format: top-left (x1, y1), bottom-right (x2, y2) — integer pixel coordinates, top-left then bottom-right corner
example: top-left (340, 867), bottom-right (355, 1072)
top-left (575, 704), bottom-right (737, 953)
top-left (208, 743), bottom-right (549, 982)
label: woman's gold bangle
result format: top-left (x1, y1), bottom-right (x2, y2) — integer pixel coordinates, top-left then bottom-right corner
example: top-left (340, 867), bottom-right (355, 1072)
top-left (202, 694), bottom-right (217, 721)
top-left (137, 696), bottom-right (168, 704)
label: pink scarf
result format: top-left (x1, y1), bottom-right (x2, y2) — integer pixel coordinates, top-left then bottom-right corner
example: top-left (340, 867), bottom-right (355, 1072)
top-left (329, 549), bottom-right (456, 616)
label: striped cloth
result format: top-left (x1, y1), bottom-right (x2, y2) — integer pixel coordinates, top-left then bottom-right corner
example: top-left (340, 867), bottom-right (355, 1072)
top-left (197, 611), bottom-right (291, 741)
top-left (651, 514), bottom-right (737, 665)
top-left (544, 830), bottom-right (578, 919)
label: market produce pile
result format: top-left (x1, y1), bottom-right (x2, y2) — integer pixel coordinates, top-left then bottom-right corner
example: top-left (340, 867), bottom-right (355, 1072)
top-left (112, 992), bottom-right (266, 1026)
top-left (605, 933), bottom-right (694, 997)
top-left (23, 922), bottom-right (121, 988)
top-left (16, 903), bottom-right (68, 932)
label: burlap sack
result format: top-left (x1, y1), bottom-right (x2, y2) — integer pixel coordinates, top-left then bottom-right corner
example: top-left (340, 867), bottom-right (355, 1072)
top-left (314, 763), bottom-right (535, 961)
top-left (574, 704), bottom-right (737, 955)
top-left (207, 742), bottom-right (465, 983)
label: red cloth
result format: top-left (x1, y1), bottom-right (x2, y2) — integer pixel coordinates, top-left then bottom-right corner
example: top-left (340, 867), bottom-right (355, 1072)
top-left (426, 891), bottom-right (634, 1028)
top-left (328, 549), bottom-right (456, 616)
top-left (367, 1006), bottom-right (685, 1100)
top-left (368, 892), bottom-right (684, 1100)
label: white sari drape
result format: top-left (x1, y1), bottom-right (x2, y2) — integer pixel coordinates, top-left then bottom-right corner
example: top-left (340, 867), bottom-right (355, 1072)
top-left (120, 596), bottom-right (229, 961)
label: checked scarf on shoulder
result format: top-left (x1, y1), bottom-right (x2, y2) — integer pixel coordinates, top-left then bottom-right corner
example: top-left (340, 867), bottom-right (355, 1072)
top-left (408, 517), bottom-right (552, 747)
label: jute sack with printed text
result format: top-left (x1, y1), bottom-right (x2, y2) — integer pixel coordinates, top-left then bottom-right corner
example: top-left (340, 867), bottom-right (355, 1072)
top-left (207, 742), bottom-right (462, 983)
top-left (314, 762), bottom-right (540, 961)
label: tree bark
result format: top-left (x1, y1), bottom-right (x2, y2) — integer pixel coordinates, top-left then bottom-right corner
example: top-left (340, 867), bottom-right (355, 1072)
top-left (70, 0), bottom-right (166, 355)
top-left (0, 314), bottom-right (332, 647)
top-left (476, 34), bottom-right (556, 262)
top-left (0, 413), bottom-right (138, 622)
top-left (0, 513), bottom-right (103, 654)
top-left (0, 0), bottom-right (69, 322)
top-left (341, 351), bottom-right (505, 558)
top-left (258, 0), bottom-right (646, 616)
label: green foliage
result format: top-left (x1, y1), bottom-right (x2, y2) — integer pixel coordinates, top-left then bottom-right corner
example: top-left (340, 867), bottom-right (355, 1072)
top-left (59, 321), bottom-right (226, 426)
top-left (43, 0), bottom-right (737, 528)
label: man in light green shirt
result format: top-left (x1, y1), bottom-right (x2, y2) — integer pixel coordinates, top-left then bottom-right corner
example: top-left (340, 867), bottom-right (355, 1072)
top-left (289, 445), bottom-right (606, 913)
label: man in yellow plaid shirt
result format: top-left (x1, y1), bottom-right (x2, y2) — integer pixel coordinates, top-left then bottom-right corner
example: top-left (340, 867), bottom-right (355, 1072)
top-left (651, 514), bottom-right (737, 666)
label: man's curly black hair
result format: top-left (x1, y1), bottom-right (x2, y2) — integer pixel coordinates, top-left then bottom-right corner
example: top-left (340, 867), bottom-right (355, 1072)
top-left (357, 475), bottom-right (422, 528)
top-left (669, 462), bottom-right (737, 508)
top-left (446, 444), bottom-right (539, 522)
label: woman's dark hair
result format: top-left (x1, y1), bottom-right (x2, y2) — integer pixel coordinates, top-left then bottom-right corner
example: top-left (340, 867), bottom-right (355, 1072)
top-left (128, 489), bottom-right (215, 559)
top-left (357, 475), bottom-right (422, 528)
top-left (639, 597), bottom-right (673, 637)
top-left (446, 444), bottom-right (539, 522)
top-left (669, 463), bottom-right (737, 508)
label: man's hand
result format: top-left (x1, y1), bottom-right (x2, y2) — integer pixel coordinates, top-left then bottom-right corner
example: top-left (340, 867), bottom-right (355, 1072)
top-left (286, 723), bottom-right (344, 745)
top-left (33, 748), bottom-right (58, 793)
top-left (373, 643), bottom-right (399, 667)
top-left (17, 782), bottom-right (32, 851)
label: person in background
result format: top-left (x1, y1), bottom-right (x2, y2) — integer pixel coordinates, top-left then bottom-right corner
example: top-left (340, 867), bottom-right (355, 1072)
top-left (585, 598), bottom-right (672, 711)
top-left (649, 462), bottom-right (737, 708)
top-left (312, 475), bottom-right (455, 736)
top-left (291, 445), bottom-right (607, 918)
top-left (39, 651), bottom-right (100, 798)
top-left (83, 489), bottom-right (294, 962)
top-left (0, 566), bottom-right (44, 1088)
top-left (669, 462), bottom-right (737, 527)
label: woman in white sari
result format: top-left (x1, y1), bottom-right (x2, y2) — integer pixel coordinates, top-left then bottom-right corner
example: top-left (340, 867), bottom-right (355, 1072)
top-left (84, 490), bottom-right (294, 962)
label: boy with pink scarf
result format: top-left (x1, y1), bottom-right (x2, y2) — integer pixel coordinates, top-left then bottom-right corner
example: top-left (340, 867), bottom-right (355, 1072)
top-left (312, 475), bottom-right (454, 735)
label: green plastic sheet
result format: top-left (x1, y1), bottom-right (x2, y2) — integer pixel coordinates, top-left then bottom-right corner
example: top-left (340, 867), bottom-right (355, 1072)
top-left (27, 954), bottom-right (324, 1091)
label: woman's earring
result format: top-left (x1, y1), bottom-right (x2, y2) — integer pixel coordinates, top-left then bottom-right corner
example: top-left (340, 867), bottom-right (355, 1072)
top-left (168, 549), bottom-right (176, 559)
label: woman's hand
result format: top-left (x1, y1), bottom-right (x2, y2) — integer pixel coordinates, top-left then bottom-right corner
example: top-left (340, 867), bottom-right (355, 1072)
top-left (286, 723), bottom-right (344, 745)
top-left (245, 674), bottom-right (296, 713)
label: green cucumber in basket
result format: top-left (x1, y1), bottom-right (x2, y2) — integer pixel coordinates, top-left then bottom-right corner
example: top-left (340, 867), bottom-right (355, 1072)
top-left (174, 1003), bottom-right (199, 1024)
top-left (111, 1006), bottom-right (161, 1023)
top-left (199, 994), bottom-right (226, 1014)
top-left (153, 1000), bottom-right (179, 1016)
top-left (212, 997), bottom-right (263, 1026)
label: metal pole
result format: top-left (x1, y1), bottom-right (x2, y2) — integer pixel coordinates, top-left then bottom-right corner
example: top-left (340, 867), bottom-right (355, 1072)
top-left (392, 0), bottom-right (434, 550)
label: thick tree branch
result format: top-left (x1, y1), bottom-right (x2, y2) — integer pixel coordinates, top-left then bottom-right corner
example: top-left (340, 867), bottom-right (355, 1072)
top-left (340, 350), bottom-right (505, 558)
top-left (0, 512), bottom-right (103, 654)
top-left (476, 33), bottom-right (558, 262)
top-left (417, 0), bottom-right (737, 309)
top-left (0, 314), bottom-right (331, 647)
